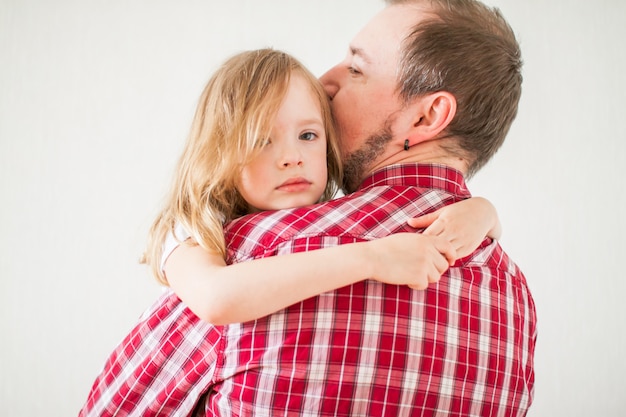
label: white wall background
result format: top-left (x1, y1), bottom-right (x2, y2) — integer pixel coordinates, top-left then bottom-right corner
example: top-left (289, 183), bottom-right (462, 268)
top-left (1, 0), bottom-right (624, 415)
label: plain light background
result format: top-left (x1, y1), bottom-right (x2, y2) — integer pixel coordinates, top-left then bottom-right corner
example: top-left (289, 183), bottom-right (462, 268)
top-left (1, 0), bottom-right (625, 415)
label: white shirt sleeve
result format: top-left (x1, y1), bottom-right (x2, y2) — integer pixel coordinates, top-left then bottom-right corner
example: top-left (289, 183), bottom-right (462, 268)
top-left (160, 223), bottom-right (191, 274)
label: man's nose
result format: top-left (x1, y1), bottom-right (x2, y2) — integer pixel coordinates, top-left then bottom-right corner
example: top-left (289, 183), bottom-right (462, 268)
top-left (319, 66), bottom-right (339, 100)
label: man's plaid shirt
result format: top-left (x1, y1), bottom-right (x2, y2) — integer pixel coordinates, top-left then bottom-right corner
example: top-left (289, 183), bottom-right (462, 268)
top-left (80, 164), bottom-right (537, 416)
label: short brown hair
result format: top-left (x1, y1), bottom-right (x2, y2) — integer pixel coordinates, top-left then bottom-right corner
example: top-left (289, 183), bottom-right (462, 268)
top-left (387, 0), bottom-right (522, 176)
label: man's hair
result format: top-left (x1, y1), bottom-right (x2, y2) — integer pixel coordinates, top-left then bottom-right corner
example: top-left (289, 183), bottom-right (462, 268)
top-left (386, 0), bottom-right (522, 176)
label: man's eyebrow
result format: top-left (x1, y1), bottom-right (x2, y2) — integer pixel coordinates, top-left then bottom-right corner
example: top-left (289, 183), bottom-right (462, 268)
top-left (350, 45), bottom-right (372, 64)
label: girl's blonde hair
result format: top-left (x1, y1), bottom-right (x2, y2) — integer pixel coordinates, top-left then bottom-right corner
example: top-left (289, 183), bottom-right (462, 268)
top-left (144, 49), bottom-right (342, 285)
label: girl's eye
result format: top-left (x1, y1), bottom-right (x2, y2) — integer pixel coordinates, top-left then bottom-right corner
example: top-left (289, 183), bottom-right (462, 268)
top-left (257, 138), bottom-right (271, 148)
top-left (299, 132), bottom-right (317, 141)
top-left (348, 66), bottom-right (361, 75)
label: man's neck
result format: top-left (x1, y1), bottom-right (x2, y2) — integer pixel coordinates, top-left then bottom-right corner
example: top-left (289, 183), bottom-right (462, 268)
top-left (367, 140), bottom-right (469, 178)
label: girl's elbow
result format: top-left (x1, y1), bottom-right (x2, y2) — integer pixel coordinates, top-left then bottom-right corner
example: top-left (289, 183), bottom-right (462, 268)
top-left (192, 301), bottom-right (232, 325)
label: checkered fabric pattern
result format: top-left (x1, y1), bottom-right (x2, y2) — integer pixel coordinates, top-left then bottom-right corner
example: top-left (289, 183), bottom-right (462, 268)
top-left (79, 163), bottom-right (536, 417)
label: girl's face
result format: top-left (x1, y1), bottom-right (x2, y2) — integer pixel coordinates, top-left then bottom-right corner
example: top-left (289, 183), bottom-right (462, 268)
top-left (238, 74), bottom-right (328, 212)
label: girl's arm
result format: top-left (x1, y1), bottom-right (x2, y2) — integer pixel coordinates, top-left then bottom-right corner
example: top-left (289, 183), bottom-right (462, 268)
top-left (166, 196), bottom-right (498, 325)
top-left (165, 232), bottom-right (455, 325)
top-left (407, 196), bottom-right (501, 258)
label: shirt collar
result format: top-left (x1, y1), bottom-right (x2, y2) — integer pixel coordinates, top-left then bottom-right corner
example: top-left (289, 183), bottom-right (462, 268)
top-left (358, 163), bottom-right (472, 199)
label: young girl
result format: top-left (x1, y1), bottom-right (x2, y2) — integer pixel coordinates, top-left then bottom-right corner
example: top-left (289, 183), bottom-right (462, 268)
top-left (143, 48), bottom-right (500, 325)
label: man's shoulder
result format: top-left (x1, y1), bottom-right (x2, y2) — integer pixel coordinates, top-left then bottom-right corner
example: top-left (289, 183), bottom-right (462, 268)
top-left (224, 184), bottom-right (454, 259)
top-left (223, 190), bottom-right (363, 252)
top-left (458, 238), bottom-right (528, 285)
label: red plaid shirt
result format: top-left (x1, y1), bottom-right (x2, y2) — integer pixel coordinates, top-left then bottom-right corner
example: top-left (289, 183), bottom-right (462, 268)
top-left (80, 164), bottom-right (536, 417)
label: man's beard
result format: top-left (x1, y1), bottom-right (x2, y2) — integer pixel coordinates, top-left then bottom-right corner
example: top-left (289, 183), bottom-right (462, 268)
top-left (341, 122), bottom-right (393, 194)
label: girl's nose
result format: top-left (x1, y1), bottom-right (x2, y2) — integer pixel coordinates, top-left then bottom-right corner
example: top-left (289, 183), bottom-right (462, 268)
top-left (278, 143), bottom-right (303, 168)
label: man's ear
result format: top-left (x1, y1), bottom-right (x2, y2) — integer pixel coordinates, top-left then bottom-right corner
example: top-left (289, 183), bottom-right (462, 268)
top-left (406, 91), bottom-right (457, 145)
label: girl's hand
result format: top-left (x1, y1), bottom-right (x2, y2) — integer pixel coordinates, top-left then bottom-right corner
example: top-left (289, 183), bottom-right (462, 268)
top-left (407, 197), bottom-right (501, 261)
top-left (369, 233), bottom-right (456, 290)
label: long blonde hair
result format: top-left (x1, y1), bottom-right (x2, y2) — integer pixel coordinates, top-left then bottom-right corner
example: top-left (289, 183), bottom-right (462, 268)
top-left (144, 49), bottom-right (342, 285)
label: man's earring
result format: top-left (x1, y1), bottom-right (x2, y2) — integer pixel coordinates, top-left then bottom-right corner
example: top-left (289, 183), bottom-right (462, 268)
top-left (404, 139), bottom-right (410, 151)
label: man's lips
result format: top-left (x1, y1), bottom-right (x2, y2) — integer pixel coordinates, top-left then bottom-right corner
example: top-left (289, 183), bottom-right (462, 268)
top-left (276, 177), bottom-right (312, 192)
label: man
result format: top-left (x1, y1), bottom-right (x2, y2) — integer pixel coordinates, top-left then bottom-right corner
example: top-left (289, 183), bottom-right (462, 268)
top-left (80, 0), bottom-right (536, 415)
